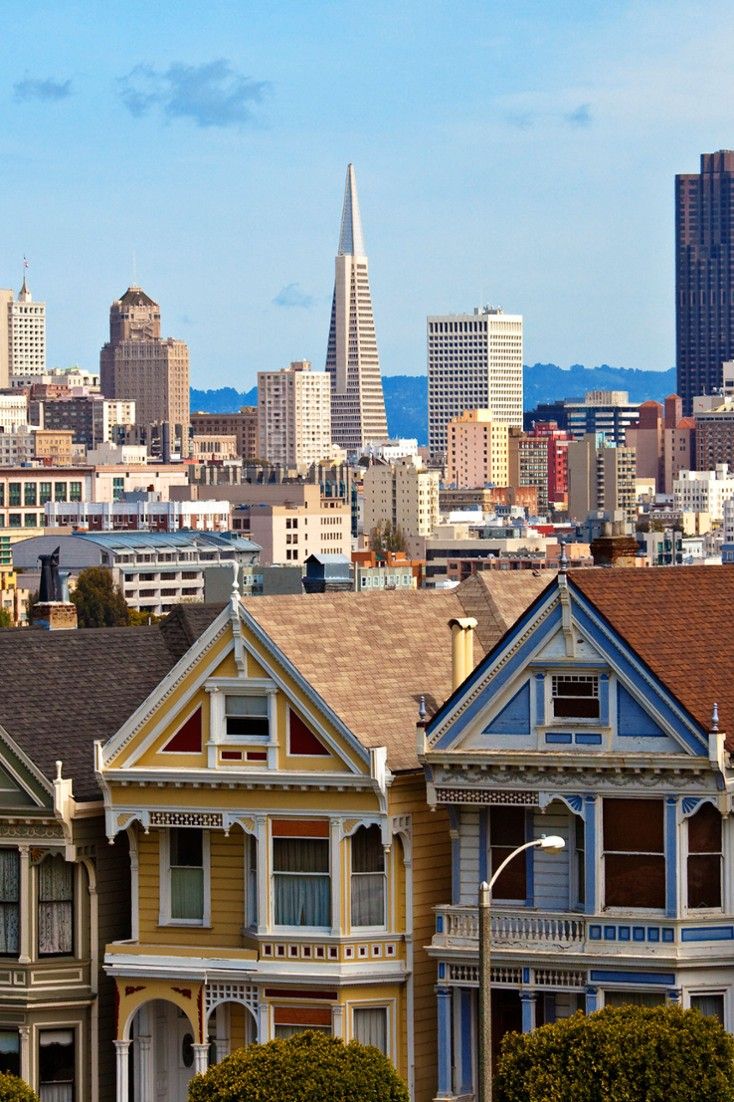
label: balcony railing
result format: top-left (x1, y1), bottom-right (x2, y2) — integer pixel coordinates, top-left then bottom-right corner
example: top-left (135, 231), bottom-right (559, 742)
top-left (435, 906), bottom-right (585, 951)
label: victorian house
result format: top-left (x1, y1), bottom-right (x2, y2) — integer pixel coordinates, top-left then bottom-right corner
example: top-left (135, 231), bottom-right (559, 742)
top-left (95, 574), bottom-right (548, 1102)
top-left (422, 566), bottom-right (734, 1102)
top-left (0, 605), bottom-right (219, 1102)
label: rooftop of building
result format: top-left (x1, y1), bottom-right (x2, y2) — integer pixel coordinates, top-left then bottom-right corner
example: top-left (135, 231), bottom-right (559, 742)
top-left (116, 285), bottom-right (158, 308)
top-left (0, 604), bottom-right (224, 801)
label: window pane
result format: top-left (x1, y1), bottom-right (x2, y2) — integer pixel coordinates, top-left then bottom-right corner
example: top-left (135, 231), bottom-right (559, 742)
top-left (0, 1031), bottom-right (19, 1077)
top-left (352, 826), bottom-right (384, 873)
top-left (0, 850), bottom-right (19, 955)
top-left (274, 874), bottom-right (330, 926)
top-left (688, 855), bottom-right (721, 908)
top-left (604, 991), bottom-right (665, 1008)
top-left (273, 838), bottom-right (328, 873)
top-left (39, 1029), bottom-right (74, 1102)
top-left (604, 800), bottom-right (663, 853)
top-left (353, 1007), bottom-right (387, 1053)
top-left (491, 847), bottom-right (527, 901)
top-left (170, 829), bottom-right (203, 867)
top-left (688, 804), bottom-right (722, 853)
top-left (605, 854), bottom-right (665, 908)
top-left (352, 872), bottom-right (385, 926)
top-left (690, 994), bottom-right (724, 1022)
top-left (490, 808), bottom-right (525, 847)
top-left (171, 867), bottom-right (204, 920)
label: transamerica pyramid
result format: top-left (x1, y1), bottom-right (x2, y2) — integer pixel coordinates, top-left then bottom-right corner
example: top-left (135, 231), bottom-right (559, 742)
top-left (325, 164), bottom-right (388, 451)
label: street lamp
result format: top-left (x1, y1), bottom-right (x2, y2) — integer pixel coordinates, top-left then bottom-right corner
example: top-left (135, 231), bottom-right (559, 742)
top-left (477, 834), bottom-right (566, 1102)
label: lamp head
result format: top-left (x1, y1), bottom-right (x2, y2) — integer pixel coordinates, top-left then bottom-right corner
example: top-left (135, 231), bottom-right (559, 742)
top-left (538, 834), bottom-right (565, 853)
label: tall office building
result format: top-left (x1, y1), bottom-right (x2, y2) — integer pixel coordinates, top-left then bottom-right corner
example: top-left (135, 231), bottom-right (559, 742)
top-left (0, 275), bottom-right (47, 386)
top-left (427, 306), bottom-right (523, 463)
top-left (257, 359), bottom-right (332, 468)
top-left (676, 150), bottom-right (734, 414)
top-left (325, 164), bottom-right (388, 452)
top-left (100, 286), bottom-right (190, 452)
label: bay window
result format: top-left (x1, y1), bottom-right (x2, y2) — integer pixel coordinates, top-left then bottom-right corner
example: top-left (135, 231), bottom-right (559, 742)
top-left (273, 821), bottom-right (330, 927)
top-left (687, 803), bottom-right (722, 909)
top-left (351, 825), bottom-right (386, 928)
top-left (0, 1031), bottom-right (19, 1077)
top-left (0, 850), bottom-right (19, 956)
top-left (603, 799), bottom-right (664, 908)
top-left (38, 854), bottom-right (73, 956)
top-left (39, 1028), bottom-right (74, 1102)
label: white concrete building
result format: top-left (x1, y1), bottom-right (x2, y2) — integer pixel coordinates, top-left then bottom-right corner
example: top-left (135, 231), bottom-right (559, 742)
top-left (258, 359), bottom-right (332, 469)
top-left (428, 306), bottom-right (523, 462)
top-left (1, 276), bottom-right (46, 382)
top-left (0, 393), bottom-right (31, 432)
top-left (44, 495), bottom-right (232, 532)
top-left (673, 464), bottom-right (734, 522)
top-left (362, 455), bottom-right (440, 559)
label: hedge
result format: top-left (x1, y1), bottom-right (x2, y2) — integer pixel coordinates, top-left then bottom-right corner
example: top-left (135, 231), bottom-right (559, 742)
top-left (494, 1004), bottom-right (734, 1102)
top-left (0, 1075), bottom-right (39, 1102)
top-left (188, 1030), bottom-right (409, 1102)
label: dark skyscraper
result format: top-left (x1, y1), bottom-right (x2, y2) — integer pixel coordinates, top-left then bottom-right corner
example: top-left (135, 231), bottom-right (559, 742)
top-left (676, 150), bottom-right (734, 414)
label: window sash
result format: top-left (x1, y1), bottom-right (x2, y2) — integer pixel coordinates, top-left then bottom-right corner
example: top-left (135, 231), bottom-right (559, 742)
top-left (38, 857), bottom-right (73, 956)
top-left (551, 674), bottom-right (600, 719)
top-left (351, 872), bottom-right (386, 927)
top-left (168, 829), bottom-right (205, 922)
top-left (353, 1007), bottom-right (388, 1053)
top-left (225, 695), bottom-right (269, 738)
top-left (0, 851), bottom-right (19, 956)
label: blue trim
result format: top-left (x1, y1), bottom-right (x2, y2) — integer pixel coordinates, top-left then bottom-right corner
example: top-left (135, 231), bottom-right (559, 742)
top-left (589, 925), bottom-right (601, 940)
top-left (590, 970), bottom-right (675, 985)
top-left (438, 962), bottom-right (446, 979)
top-left (522, 967), bottom-right (530, 984)
top-left (617, 683), bottom-right (670, 739)
top-left (525, 810), bottom-right (534, 907)
top-left (665, 797), bottom-right (678, 918)
top-left (482, 681), bottom-right (530, 735)
top-left (436, 915), bottom-right (444, 934)
top-left (575, 733), bottom-right (602, 745)
top-left (585, 987), bottom-right (598, 1012)
top-left (436, 987), bottom-right (452, 1096)
top-left (534, 674), bottom-right (545, 727)
top-left (681, 926), bottom-right (734, 942)
top-left (546, 732), bottom-right (572, 744)
top-left (479, 809), bottom-right (488, 883)
top-left (520, 992), bottom-right (535, 1032)
top-left (682, 797), bottom-right (702, 816)
top-left (430, 604), bottom-right (562, 747)
top-left (648, 927), bottom-right (660, 942)
top-left (604, 925), bottom-right (616, 940)
top-left (599, 674), bottom-right (610, 725)
top-left (460, 989), bottom-right (473, 1093)
top-left (584, 796), bottom-right (597, 914)
top-left (618, 926), bottom-right (630, 941)
top-left (662, 928), bottom-right (675, 943)
top-left (633, 927), bottom-right (645, 941)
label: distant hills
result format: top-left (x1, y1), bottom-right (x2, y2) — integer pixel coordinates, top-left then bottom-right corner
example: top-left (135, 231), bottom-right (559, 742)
top-left (191, 364), bottom-right (676, 446)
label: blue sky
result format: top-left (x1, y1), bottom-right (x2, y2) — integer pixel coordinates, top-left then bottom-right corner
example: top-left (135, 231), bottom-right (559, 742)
top-left (2, 0), bottom-right (733, 388)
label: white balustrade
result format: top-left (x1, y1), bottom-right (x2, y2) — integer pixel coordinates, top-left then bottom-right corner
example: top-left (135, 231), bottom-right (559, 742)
top-left (437, 906), bottom-right (586, 949)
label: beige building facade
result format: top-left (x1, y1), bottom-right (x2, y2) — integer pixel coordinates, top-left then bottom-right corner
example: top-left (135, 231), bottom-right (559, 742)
top-left (228, 483), bottom-right (351, 565)
top-left (567, 433), bottom-right (637, 524)
top-left (190, 407), bottom-right (258, 460)
top-left (0, 278), bottom-right (46, 385)
top-left (257, 360), bottom-right (332, 468)
top-left (100, 286), bottom-right (189, 449)
top-left (445, 409), bottom-right (509, 488)
top-left (363, 456), bottom-right (439, 559)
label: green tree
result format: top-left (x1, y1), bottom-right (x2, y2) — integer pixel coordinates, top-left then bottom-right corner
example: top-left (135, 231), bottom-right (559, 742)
top-left (495, 1004), bottom-right (734, 1102)
top-left (369, 519), bottom-right (407, 556)
top-left (0, 609), bottom-right (11, 629)
top-left (71, 567), bottom-right (129, 628)
top-left (0, 1074), bottom-right (39, 1101)
top-left (188, 1030), bottom-right (409, 1102)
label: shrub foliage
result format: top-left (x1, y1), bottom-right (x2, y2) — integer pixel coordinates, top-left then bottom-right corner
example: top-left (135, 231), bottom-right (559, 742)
top-left (0, 1074), bottom-right (39, 1102)
top-left (495, 1004), bottom-right (734, 1102)
top-left (188, 1030), bottom-right (409, 1102)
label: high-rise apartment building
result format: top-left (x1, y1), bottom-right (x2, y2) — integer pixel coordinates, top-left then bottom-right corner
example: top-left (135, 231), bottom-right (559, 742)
top-left (0, 277), bottom-right (47, 386)
top-left (564, 390), bottom-right (639, 445)
top-left (325, 164), bottom-right (388, 452)
top-left (362, 455), bottom-right (440, 559)
top-left (100, 286), bottom-right (189, 453)
top-left (676, 150), bottom-right (734, 413)
top-left (445, 409), bottom-right (509, 489)
top-left (508, 429), bottom-right (549, 515)
top-left (567, 433), bottom-right (637, 525)
top-left (257, 360), bottom-right (332, 468)
top-left (427, 306), bottom-right (523, 463)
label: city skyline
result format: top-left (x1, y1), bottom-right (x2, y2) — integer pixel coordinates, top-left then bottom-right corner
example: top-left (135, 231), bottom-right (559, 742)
top-left (2, 1), bottom-right (734, 388)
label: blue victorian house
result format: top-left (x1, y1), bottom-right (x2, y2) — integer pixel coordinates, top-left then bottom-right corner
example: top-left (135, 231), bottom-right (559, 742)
top-left (421, 565), bottom-right (734, 1101)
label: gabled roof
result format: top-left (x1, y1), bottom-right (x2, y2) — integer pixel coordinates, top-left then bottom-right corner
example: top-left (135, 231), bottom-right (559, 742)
top-left (0, 605), bottom-right (224, 802)
top-left (243, 573), bottom-right (551, 771)
top-left (569, 566), bottom-right (734, 741)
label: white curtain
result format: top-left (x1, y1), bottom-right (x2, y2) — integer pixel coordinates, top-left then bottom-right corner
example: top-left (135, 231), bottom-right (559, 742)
top-left (353, 1008), bottom-right (387, 1053)
top-left (0, 850), bottom-right (19, 955)
top-left (273, 839), bottom-right (330, 926)
top-left (691, 994), bottom-right (725, 1021)
top-left (38, 856), bottom-right (73, 955)
top-left (351, 827), bottom-right (385, 927)
top-left (39, 1086), bottom-right (72, 1102)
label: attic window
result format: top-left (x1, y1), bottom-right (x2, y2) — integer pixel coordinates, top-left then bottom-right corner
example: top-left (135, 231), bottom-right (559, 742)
top-left (225, 696), bottom-right (269, 739)
top-left (551, 674), bottom-right (599, 720)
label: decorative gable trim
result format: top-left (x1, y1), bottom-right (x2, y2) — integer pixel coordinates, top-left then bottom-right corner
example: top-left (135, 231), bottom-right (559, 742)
top-left (0, 724), bottom-right (54, 809)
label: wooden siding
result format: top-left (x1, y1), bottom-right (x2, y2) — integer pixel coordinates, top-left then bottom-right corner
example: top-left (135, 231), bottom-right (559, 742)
top-left (389, 772), bottom-right (451, 1102)
top-left (459, 810), bottom-right (480, 905)
top-left (532, 803), bottom-right (571, 910)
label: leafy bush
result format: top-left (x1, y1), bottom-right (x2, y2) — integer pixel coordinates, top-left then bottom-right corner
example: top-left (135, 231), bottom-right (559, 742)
top-left (188, 1029), bottom-right (409, 1102)
top-left (495, 1004), bottom-right (734, 1102)
top-left (0, 1074), bottom-right (39, 1102)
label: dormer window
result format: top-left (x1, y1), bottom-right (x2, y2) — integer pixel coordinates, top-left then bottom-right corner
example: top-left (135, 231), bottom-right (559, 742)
top-left (225, 695), bottom-right (269, 739)
top-left (551, 674), bottom-right (599, 720)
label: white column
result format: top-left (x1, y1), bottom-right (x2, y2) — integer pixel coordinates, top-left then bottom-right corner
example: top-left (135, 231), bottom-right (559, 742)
top-left (114, 1040), bottom-right (131, 1102)
top-left (192, 1043), bottom-right (209, 1075)
top-left (332, 1003), bottom-right (345, 1040)
top-left (18, 845), bottom-right (31, 964)
top-left (257, 1002), bottom-right (269, 1043)
top-left (256, 815), bottom-right (268, 935)
top-left (330, 818), bottom-right (341, 936)
top-left (137, 1036), bottom-right (153, 1100)
top-left (18, 1026), bottom-right (30, 1086)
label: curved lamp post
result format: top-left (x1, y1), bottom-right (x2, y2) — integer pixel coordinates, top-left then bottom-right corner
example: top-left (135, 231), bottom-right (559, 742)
top-left (478, 834), bottom-right (566, 1102)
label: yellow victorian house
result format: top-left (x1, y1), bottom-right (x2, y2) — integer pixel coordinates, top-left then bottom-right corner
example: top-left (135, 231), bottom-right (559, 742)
top-left (97, 574), bottom-right (548, 1102)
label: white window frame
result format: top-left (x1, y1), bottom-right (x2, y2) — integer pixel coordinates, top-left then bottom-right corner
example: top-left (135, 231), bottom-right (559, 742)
top-left (159, 828), bottom-right (211, 927)
top-left (548, 672), bottom-right (600, 724)
top-left (271, 830), bottom-right (331, 932)
top-left (350, 1001), bottom-right (394, 1058)
top-left (245, 831), bottom-right (258, 929)
top-left (350, 825), bottom-right (387, 931)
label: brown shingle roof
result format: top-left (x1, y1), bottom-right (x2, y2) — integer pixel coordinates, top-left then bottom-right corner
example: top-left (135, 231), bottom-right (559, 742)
top-left (569, 566), bottom-right (734, 741)
top-left (0, 605), bottom-right (225, 803)
top-left (244, 575), bottom-right (550, 771)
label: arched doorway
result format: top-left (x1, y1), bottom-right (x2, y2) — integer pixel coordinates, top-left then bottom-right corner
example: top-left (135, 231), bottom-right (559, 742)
top-left (205, 982), bottom-right (260, 1063)
top-left (127, 998), bottom-right (201, 1102)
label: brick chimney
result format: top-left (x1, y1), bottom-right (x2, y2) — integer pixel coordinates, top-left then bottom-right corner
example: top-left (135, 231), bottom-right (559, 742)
top-left (31, 602), bottom-right (78, 631)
